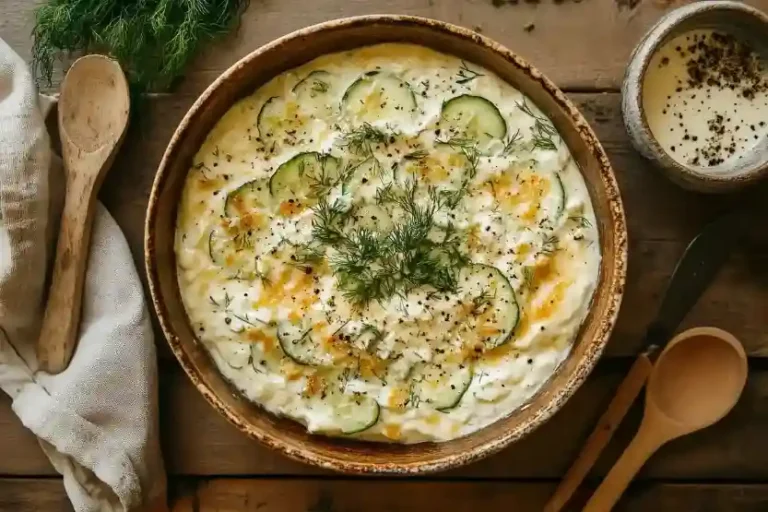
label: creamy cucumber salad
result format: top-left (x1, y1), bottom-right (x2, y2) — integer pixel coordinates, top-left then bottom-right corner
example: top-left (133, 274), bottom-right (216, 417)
top-left (175, 43), bottom-right (600, 443)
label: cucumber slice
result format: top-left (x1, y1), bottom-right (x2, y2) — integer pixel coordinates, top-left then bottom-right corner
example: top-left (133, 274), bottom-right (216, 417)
top-left (292, 70), bottom-right (336, 118)
top-left (441, 95), bottom-right (507, 148)
top-left (342, 71), bottom-right (417, 129)
top-left (411, 361), bottom-right (473, 411)
top-left (459, 264), bottom-right (519, 349)
top-left (313, 389), bottom-right (381, 435)
top-left (276, 321), bottom-right (332, 366)
top-left (269, 152), bottom-right (342, 204)
top-left (257, 96), bottom-right (284, 139)
top-left (542, 172), bottom-right (566, 223)
top-left (208, 226), bottom-right (255, 271)
top-left (225, 178), bottom-right (272, 217)
top-left (212, 341), bottom-right (251, 370)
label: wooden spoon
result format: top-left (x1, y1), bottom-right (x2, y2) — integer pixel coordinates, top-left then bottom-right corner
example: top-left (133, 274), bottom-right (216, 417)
top-left (583, 327), bottom-right (747, 511)
top-left (37, 55), bottom-right (130, 374)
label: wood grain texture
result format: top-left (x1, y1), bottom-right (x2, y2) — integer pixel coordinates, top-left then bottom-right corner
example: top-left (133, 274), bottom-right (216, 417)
top-left (6, 0), bottom-right (768, 93)
top-left (3, 362), bottom-right (768, 478)
top-left (173, 479), bottom-right (768, 512)
top-left (3, 478), bottom-right (768, 512)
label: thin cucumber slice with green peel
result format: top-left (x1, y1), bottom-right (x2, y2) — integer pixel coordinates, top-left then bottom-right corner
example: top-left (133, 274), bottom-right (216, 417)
top-left (225, 178), bottom-right (272, 217)
top-left (440, 95), bottom-right (507, 148)
top-left (312, 387), bottom-right (381, 435)
top-left (269, 152), bottom-right (342, 204)
top-left (208, 226), bottom-right (257, 271)
top-left (411, 361), bottom-right (473, 411)
top-left (276, 320), bottom-right (334, 366)
top-left (342, 71), bottom-right (417, 128)
top-left (459, 264), bottom-right (519, 349)
top-left (292, 70), bottom-right (336, 118)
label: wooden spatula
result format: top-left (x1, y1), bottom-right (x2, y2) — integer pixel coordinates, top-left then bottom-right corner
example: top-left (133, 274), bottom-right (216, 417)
top-left (37, 55), bottom-right (130, 374)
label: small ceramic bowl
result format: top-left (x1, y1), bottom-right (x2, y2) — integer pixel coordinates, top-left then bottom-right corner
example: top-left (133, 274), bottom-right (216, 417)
top-left (622, 1), bottom-right (768, 193)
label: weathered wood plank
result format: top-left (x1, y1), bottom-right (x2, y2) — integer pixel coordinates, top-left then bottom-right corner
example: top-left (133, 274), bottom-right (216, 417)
top-left (4, 362), bottom-right (768, 478)
top-left (3, 478), bottom-right (768, 512)
top-left (170, 479), bottom-right (768, 512)
top-left (0, 479), bottom-right (72, 512)
top-left (5, 0), bottom-right (768, 92)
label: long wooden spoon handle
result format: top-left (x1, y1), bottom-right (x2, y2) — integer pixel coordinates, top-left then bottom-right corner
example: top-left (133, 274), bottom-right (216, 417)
top-left (583, 420), bottom-right (665, 512)
top-left (37, 173), bottom-right (98, 373)
top-left (543, 352), bottom-right (654, 512)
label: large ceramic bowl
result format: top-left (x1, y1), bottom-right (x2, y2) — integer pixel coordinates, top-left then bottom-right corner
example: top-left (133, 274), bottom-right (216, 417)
top-left (145, 15), bottom-right (627, 474)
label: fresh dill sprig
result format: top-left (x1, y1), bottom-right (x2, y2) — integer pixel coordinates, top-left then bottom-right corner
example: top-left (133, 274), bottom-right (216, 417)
top-left (404, 149), bottom-right (428, 161)
top-left (517, 100), bottom-right (559, 151)
top-left (33, 0), bottom-right (248, 92)
top-left (311, 199), bottom-right (351, 246)
top-left (521, 267), bottom-right (535, 290)
top-left (433, 138), bottom-right (480, 208)
top-left (541, 235), bottom-right (559, 255)
top-left (502, 129), bottom-right (523, 156)
top-left (455, 61), bottom-right (484, 85)
top-left (209, 292), bottom-right (233, 309)
top-left (321, 181), bottom-right (469, 307)
top-left (341, 123), bottom-right (388, 157)
top-left (304, 158), bottom-right (342, 199)
top-left (230, 312), bottom-right (269, 327)
top-left (375, 183), bottom-right (397, 205)
top-left (232, 230), bottom-right (254, 251)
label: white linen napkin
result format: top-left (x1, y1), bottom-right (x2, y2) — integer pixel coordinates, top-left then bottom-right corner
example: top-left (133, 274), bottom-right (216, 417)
top-left (0, 38), bottom-right (166, 511)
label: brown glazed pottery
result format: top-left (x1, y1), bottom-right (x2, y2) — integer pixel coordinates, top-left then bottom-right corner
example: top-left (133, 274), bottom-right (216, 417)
top-left (145, 15), bottom-right (628, 474)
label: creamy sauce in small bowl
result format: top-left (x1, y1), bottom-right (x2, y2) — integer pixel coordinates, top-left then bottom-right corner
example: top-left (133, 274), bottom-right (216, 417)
top-left (175, 43), bottom-right (601, 444)
top-left (623, 1), bottom-right (768, 192)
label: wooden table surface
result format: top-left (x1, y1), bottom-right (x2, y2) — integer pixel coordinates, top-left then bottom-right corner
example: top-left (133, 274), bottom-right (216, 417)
top-left (3, 0), bottom-right (768, 510)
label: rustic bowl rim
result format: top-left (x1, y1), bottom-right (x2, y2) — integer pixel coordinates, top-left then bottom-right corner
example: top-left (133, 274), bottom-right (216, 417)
top-left (145, 14), bottom-right (628, 474)
top-left (622, 0), bottom-right (768, 192)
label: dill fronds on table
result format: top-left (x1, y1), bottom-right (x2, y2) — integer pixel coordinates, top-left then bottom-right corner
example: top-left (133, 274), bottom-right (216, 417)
top-left (32, 0), bottom-right (249, 92)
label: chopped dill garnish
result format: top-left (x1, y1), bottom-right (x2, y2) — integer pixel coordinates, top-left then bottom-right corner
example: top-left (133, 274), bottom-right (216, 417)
top-left (375, 183), bottom-right (397, 205)
top-left (311, 199), bottom-right (352, 246)
top-left (341, 123), bottom-right (388, 157)
top-left (569, 215), bottom-right (593, 228)
top-left (209, 292), bottom-right (233, 309)
top-left (502, 129), bottom-right (523, 156)
top-left (404, 149), bottom-right (428, 161)
top-left (304, 158), bottom-right (342, 199)
top-left (316, 181), bottom-right (469, 307)
top-left (541, 235), bottom-right (559, 255)
top-left (232, 230), bottom-right (254, 251)
top-left (433, 138), bottom-right (480, 208)
top-left (455, 61), bottom-right (484, 85)
top-left (230, 312), bottom-right (269, 327)
top-left (517, 100), bottom-right (559, 151)
top-left (311, 79), bottom-right (330, 93)
top-left (521, 267), bottom-right (535, 290)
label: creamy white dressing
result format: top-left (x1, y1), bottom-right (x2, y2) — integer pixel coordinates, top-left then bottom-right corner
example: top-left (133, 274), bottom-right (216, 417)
top-left (175, 44), bottom-right (600, 443)
top-left (643, 30), bottom-right (768, 170)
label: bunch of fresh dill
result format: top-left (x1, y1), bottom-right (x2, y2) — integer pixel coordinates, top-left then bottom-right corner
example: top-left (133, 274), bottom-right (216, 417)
top-left (311, 182), bottom-right (469, 307)
top-left (32, 0), bottom-right (248, 91)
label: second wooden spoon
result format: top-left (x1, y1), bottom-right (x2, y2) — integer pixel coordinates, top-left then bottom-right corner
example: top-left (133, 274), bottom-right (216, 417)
top-left (583, 327), bottom-right (747, 511)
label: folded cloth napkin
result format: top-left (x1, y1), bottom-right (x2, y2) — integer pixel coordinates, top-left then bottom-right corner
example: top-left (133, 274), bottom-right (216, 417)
top-left (0, 38), bottom-right (166, 511)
